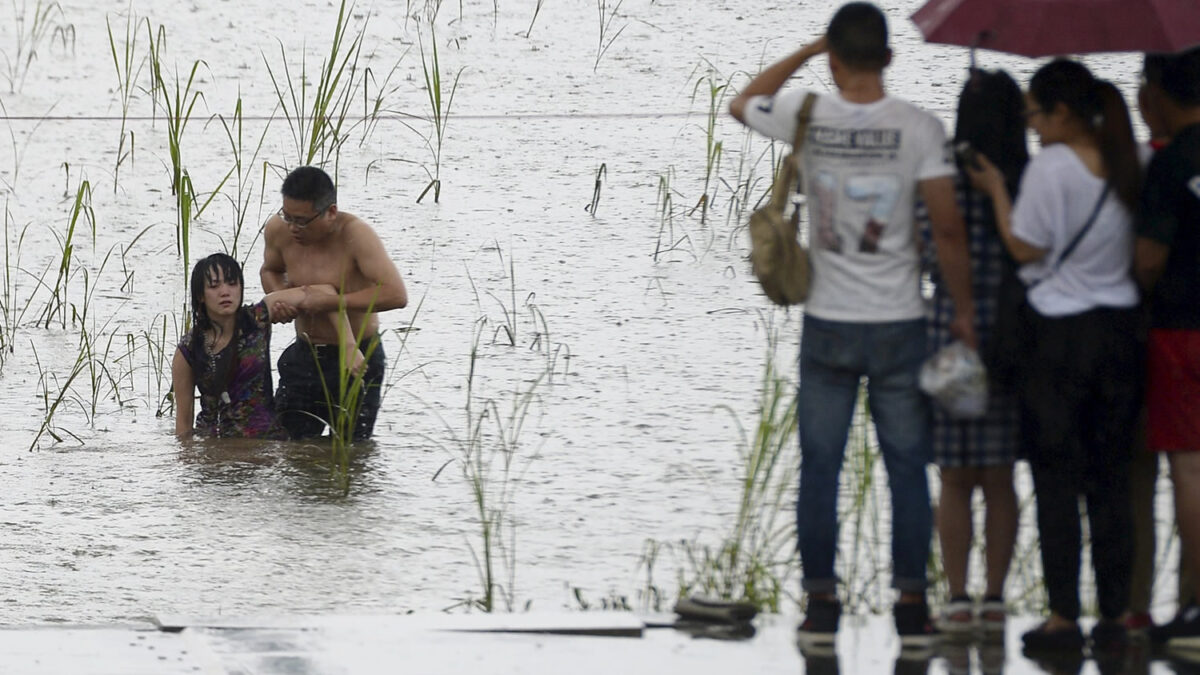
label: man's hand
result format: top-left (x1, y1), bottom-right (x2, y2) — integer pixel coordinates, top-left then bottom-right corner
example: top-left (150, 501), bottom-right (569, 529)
top-left (349, 349), bottom-right (367, 377)
top-left (271, 301), bottom-right (300, 323)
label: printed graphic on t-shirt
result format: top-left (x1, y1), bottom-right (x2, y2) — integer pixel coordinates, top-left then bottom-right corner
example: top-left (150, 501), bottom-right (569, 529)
top-left (810, 170), bottom-right (901, 254)
top-left (808, 125), bottom-right (903, 162)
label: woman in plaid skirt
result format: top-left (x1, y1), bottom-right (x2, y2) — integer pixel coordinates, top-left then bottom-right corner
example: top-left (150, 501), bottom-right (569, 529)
top-left (921, 69), bottom-right (1028, 635)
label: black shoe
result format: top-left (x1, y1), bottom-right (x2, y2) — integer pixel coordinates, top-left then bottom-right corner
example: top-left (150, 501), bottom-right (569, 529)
top-left (894, 602), bottom-right (940, 648)
top-left (1089, 619), bottom-right (1128, 653)
top-left (1022, 621), bottom-right (1085, 652)
top-left (797, 598), bottom-right (840, 647)
top-left (1150, 603), bottom-right (1200, 647)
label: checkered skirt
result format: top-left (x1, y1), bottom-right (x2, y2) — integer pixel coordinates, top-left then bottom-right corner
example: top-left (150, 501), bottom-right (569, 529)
top-left (918, 178), bottom-right (1021, 468)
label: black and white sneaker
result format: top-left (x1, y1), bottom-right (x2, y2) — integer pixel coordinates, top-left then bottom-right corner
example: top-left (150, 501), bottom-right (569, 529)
top-left (797, 598), bottom-right (841, 647)
top-left (894, 602), bottom-right (941, 649)
top-left (1151, 603), bottom-right (1200, 648)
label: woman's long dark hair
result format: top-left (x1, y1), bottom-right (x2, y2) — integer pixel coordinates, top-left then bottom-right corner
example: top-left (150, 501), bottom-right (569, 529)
top-left (956, 68), bottom-right (1029, 197)
top-left (187, 253), bottom-right (248, 374)
top-left (1028, 59), bottom-right (1141, 212)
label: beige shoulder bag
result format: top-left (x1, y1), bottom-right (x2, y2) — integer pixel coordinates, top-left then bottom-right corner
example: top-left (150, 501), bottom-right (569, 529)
top-left (748, 92), bottom-right (817, 306)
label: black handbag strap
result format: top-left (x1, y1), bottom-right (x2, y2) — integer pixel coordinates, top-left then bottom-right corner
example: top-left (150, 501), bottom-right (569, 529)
top-left (1030, 182), bottom-right (1111, 287)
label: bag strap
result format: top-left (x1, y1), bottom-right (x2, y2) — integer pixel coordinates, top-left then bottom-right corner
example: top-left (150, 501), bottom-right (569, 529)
top-left (768, 93), bottom-right (818, 211)
top-left (1054, 182), bottom-right (1111, 269)
top-left (1028, 182), bottom-right (1111, 289)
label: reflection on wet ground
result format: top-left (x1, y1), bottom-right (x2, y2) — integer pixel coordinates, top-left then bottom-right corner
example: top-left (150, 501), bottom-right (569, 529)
top-left (7, 612), bottom-right (1200, 674)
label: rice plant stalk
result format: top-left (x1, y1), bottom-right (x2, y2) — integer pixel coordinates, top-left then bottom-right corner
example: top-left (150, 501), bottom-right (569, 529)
top-left (584, 163), bottom-right (606, 215)
top-left (145, 24), bottom-right (206, 198)
top-left (37, 178), bottom-right (93, 329)
top-left (593, 0), bottom-right (627, 72)
top-left (675, 319), bottom-right (799, 611)
top-left (215, 93), bottom-right (273, 262)
top-left (689, 70), bottom-right (727, 224)
top-left (106, 7), bottom-right (145, 192)
top-left (524, 0), bottom-right (547, 38)
top-left (2, 0), bottom-right (72, 93)
top-left (264, 0), bottom-right (366, 169)
top-left (415, 22), bottom-right (462, 204)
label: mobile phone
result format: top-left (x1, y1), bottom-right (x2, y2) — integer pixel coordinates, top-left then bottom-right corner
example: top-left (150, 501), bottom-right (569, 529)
top-left (954, 141), bottom-right (981, 170)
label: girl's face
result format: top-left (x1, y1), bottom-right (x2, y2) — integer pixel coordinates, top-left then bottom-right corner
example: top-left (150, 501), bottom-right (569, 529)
top-left (1023, 92), bottom-right (1069, 147)
top-left (202, 268), bottom-right (241, 321)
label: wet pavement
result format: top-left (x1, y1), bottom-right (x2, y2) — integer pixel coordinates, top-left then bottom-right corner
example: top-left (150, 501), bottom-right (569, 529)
top-left (0, 612), bottom-right (1196, 674)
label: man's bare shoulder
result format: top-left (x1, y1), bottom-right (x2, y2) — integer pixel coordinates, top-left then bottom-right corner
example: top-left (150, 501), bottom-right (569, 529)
top-left (338, 212), bottom-right (386, 247)
top-left (263, 214), bottom-right (289, 244)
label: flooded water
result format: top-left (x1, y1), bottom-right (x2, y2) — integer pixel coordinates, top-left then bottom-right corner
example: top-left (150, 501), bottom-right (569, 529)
top-left (0, 0), bottom-right (1172, 661)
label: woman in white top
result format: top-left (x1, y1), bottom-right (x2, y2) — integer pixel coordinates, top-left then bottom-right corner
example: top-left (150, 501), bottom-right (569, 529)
top-left (969, 59), bottom-right (1143, 653)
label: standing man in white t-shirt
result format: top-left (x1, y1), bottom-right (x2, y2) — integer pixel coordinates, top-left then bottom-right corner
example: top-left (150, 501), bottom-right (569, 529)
top-left (729, 2), bottom-right (975, 647)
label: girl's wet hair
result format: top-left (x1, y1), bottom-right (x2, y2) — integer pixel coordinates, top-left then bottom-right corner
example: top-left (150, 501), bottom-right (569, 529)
top-left (1029, 59), bottom-right (1141, 212)
top-left (187, 253), bottom-right (247, 370)
top-left (956, 68), bottom-right (1028, 196)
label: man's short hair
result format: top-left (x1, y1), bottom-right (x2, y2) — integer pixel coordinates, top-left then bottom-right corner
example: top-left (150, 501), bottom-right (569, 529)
top-left (1145, 46), bottom-right (1200, 107)
top-left (281, 166), bottom-right (337, 207)
top-left (827, 2), bottom-right (890, 72)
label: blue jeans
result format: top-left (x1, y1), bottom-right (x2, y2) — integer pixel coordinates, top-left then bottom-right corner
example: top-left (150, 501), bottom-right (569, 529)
top-left (797, 315), bottom-right (933, 594)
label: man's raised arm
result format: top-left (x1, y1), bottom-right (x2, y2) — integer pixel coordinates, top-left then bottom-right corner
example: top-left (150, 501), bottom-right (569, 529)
top-left (729, 37), bottom-right (827, 123)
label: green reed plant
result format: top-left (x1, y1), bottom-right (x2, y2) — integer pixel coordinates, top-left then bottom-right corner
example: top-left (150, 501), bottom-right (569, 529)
top-left (37, 178), bottom-right (93, 329)
top-left (264, 0), bottom-right (366, 170)
top-left (455, 317), bottom-right (545, 612)
top-left (29, 341), bottom-right (85, 449)
top-left (0, 97), bottom-right (55, 194)
top-left (653, 167), bottom-right (694, 262)
top-left (416, 21), bottom-right (462, 204)
top-left (674, 319), bottom-right (799, 611)
top-left (215, 93), bottom-right (272, 262)
top-left (688, 69), bottom-right (727, 224)
top-left (593, 0), bottom-right (627, 72)
top-left (524, 0), bottom-right (547, 38)
top-left (106, 7), bottom-right (145, 192)
top-left (145, 25), bottom-right (205, 198)
top-left (1, 0), bottom-right (73, 93)
top-left (584, 163), bottom-right (606, 215)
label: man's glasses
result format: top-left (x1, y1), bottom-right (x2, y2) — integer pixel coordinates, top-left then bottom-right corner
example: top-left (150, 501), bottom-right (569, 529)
top-left (278, 203), bottom-right (332, 228)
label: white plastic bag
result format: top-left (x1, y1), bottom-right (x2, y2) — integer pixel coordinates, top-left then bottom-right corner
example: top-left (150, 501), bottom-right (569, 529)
top-left (919, 341), bottom-right (988, 419)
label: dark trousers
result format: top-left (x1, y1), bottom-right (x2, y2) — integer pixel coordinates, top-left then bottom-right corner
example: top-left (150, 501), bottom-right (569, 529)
top-left (275, 339), bottom-right (386, 440)
top-left (1022, 306), bottom-right (1142, 621)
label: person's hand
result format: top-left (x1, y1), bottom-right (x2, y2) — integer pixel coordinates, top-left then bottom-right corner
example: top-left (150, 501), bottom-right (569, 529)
top-left (349, 349), bottom-right (367, 377)
top-left (964, 152), bottom-right (1006, 198)
top-left (949, 311), bottom-right (978, 351)
top-left (271, 301), bottom-right (299, 323)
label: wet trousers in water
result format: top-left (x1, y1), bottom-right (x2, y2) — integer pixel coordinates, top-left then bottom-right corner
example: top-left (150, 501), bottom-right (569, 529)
top-left (1022, 306), bottom-right (1142, 622)
top-left (796, 316), bottom-right (933, 594)
top-left (275, 339), bottom-right (386, 440)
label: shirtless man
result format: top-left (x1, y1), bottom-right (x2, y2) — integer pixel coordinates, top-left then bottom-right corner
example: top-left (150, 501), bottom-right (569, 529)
top-left (262, 166), bottom-right (408, 440)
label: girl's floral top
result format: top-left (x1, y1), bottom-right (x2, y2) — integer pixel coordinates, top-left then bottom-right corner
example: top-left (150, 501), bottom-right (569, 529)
top-left (178, 301), bottom-right (285, 439)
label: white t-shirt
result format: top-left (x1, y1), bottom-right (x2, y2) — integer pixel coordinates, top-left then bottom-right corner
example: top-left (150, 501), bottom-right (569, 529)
top-left (1012, 145), bottom-right (1139, 316)
top-left (742, 90), bottom-right (954, 322)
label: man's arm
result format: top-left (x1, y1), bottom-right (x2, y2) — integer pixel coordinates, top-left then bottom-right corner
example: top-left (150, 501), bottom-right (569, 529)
top-left (1134, 236), bottom-right (1170, 290)
top-left (299, 221), bottom-right (408, 314)
top-left (919, 176), bottom-right (977, 349)
top-left (261, 218), bottom-right (289, 294)
top-left (729, 37), bottom-right (827, 123)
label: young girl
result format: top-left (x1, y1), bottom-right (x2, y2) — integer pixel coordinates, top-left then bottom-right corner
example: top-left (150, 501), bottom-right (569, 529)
top-left (923, 68), bottom-right (1028, 636)
top-left (172, 253), bottom-right (364, 439)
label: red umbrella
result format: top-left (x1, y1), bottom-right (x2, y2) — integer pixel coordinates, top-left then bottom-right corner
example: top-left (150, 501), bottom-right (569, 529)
top-left (912, 0), bottom-right (1200, 57)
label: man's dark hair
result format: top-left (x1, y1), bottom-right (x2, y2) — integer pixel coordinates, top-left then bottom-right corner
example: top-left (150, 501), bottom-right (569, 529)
top-left (1146, 46), bottom-right (1200, 107)
top-left (281, 166), bottom-right (337, 207)
top-left (827, 2), bottom-right (889, 72)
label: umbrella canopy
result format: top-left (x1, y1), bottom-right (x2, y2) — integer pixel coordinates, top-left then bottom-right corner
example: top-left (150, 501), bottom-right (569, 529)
top-left (912, 0), bottom-right (1200, 57)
